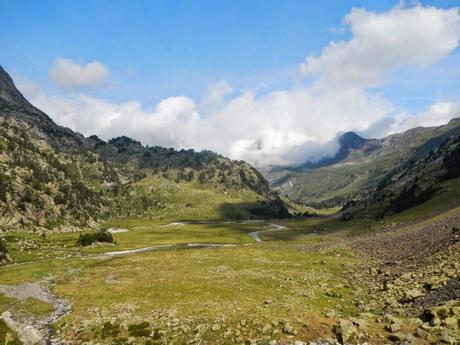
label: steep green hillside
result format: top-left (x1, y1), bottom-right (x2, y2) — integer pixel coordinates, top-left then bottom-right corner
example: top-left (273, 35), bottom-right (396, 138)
top-left (342, 133), bottom-right (460, 220)
top-left (266, 118), bottom-right (460, 208)
top-left (0, 66), bottom-right (288, 229)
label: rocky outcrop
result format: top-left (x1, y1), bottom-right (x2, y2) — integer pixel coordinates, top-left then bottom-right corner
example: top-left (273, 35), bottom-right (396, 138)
top-left (1, 311), bottom-right (44, 345)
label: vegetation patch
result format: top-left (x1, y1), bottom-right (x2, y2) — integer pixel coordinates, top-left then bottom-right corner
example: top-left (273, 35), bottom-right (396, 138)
top-left (0, 319), bottom-right (22, 345)
top-left (128, 322), bottom-right (151, 337)
top-left (101, 321), bottom-right (120, 338)
top-left (78, 231), bottom-right (114, 246)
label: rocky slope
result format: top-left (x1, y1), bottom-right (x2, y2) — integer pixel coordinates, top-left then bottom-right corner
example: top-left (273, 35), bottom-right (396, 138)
top-left (0, 66), bottom-right (287, 229)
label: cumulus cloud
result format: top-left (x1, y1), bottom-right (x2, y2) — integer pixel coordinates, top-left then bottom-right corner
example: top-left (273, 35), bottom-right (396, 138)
top-left (390, 101), bottom-right (460, 133)
top-left (19, 4), bottom-right (460, 167)
top-left (200, 81), bottom-right (233, 114)
top-left (300, 4), bottom-right (460, 88)
top-left (360, 101), bottom-right (460, 139)
top-left (49, 57), bottom-right (110, 89)
top-left (19, 80), bottom-right (199, 149)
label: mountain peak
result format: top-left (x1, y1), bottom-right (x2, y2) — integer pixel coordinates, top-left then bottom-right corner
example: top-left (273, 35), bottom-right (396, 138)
top-left (297, 131), bottom-right (368, 170)
top-left (338, 131), bottom-right (366, 148)
top-left (0, 65), bottom-right (30, 108)
top-left (0, 66), bottom-right (88, 151)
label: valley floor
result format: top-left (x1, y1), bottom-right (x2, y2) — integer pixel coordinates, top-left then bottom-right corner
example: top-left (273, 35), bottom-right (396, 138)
top-left (0, 207), bottom-right (459, 345)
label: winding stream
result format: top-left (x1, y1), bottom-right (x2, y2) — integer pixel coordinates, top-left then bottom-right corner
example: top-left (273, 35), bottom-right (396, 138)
top-left (103, 221), bottom-right (288, 256)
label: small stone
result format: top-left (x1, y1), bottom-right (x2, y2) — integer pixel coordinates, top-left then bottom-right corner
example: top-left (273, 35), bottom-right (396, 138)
top-left (404, 289), bottom-right (424, 301)
top-left (386, 323), bottom-right (401, 333)
top-left (333, 319), bottom-right (361, 345)
top-left (415, 327), bottom-right (437, 343)
top-left (282, 324), bottom-right (296, 335)
top-left (388, 332), bottom-right (406, 343)
top-left (324, 309), bottom-right (336, 318)
top-left (443, 316), bottom-right (457, 329)
top-left (211, 323), bottom-right (221, 331)
top-left (439, 334), bottom-right (457, 345)
top-left (234, 336), bottom-right (243, 343)
top-left (262, 323), bottom-right (271, 333)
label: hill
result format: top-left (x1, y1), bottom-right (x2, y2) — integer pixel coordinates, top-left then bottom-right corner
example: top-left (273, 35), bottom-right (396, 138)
top-left (0, 66), bottom-right (288, 229)
top-left (265, 119), bottom-right (460, 210)
top-left (342, 131), bottom-right (460, 220)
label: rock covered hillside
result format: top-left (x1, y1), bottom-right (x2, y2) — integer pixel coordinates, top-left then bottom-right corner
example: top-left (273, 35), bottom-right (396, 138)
top-left (0, 66), bottom-right (288, 229)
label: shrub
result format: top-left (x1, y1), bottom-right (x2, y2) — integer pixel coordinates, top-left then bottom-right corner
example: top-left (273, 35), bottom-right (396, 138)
top-left (101, 321), bottom-right (120, 338)
top-left (78, 230), bottom-right (114, 246)
top-left (0, 241), bottom-right (9, 264)
top-left (128, 322), bottom-right (150, 337)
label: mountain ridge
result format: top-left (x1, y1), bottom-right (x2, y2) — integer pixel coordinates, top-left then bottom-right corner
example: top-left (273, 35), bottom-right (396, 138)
top-left (264, 117), bottom-right (460, 209)
top-left (0, 66), bottom-right (289, 228)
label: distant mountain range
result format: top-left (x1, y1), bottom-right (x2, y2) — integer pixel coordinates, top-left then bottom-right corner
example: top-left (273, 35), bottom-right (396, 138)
top-left (263, 116), bottom-right (460, 218)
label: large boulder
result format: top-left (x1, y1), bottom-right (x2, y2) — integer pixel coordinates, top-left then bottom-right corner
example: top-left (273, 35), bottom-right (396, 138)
top-left (333, 319), bottom-right (363, 345)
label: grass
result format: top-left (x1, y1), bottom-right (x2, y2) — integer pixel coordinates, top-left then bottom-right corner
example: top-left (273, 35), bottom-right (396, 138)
top-left (121, 175), bottom-right (261, 221)
top-left (1, 197), bottom-right (459, 343)
top-left (385, 177), bottom-right (460, 224)
top-left (48, 244), bottom-right (361, 343)
top-left (102, 222), bottom-right (255, 247)
top-left (0, 294), bottom-right (54, 318)
top-left (3, 220), bottom-right (271, 259)
top-left (0, 320), bottom-right (22, 345)
top-left (0, 218), bottom-right (365, 343)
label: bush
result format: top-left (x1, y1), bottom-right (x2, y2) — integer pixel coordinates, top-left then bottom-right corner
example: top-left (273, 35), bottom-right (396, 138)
top-left (0, 241), bottom-right (10, 264)
top-left (78, 230), bottom-right (114, 246)
top-left (101, 321), bottom-right (120, 338)
top-left (128, 322), bottom-right (150, 337)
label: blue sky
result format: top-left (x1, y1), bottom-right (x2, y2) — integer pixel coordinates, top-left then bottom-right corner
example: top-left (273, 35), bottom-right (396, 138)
top-left (1, 0), bottom-right (458, 107)
top-left (1, 1), bottom-right (460, 165)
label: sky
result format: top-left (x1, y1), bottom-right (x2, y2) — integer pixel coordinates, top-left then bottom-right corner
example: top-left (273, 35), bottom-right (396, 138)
top-left (1, 0), bottom-right (460, 166)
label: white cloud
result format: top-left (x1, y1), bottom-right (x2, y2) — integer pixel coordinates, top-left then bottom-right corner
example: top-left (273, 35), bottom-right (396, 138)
top-left (18, 4), bottom-right (460, 167)
top-left (390, 101), bottom-right (460, 133)
top-left (18, 79), bottom-right (392, 165)
top-left (49, 57), bottom-right (110, 89)
top-left (19, 81), bottom-right (199, 149)
top-left (200, 80), bottom-right (233, 114)
top-left (300, 4), bottom-right (460, 88)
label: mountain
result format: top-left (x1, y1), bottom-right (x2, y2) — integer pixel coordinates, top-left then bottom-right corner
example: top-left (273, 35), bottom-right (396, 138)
top-left (264, 118), bottom-right (460, 209)
top-left (0, 66), bottom-right (88, 152)
top-left (0, 66), bottom-right (289, 229)
top-left (342, 131), bottom-right (460, 220)
top-left (299, 131), bottom-right (372, 170)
